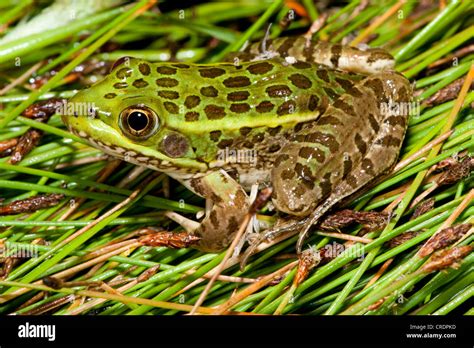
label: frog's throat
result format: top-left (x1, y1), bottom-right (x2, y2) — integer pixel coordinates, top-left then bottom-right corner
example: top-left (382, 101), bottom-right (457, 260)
top-left (66, 117), bottom-right (207, 172)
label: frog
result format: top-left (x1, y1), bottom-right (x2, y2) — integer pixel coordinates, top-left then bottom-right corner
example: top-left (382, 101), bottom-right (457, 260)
top-left (62, 35), bottom-right (412, 254)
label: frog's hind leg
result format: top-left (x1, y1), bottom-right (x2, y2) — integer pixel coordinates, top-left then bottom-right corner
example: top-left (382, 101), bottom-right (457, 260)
top-left (296, 72), bottom-right (411, 252)
top-left (169, 170), bottom-right (250, 253)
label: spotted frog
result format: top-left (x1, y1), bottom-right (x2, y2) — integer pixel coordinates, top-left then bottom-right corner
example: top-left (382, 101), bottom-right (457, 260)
top-left (63, 36), bottom-right (412, 253)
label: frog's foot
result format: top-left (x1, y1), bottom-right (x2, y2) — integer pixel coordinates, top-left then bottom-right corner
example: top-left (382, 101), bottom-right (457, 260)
top-left (176, 170), bottom-right (250, 253)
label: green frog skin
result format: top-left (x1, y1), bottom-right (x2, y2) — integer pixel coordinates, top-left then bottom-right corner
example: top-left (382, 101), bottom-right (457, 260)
top-left (62, 36), bottom-right (412, 253)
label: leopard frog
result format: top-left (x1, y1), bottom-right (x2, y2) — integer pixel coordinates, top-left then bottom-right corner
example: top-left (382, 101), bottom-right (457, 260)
top-left (62, 36), bottom-right (412, 252)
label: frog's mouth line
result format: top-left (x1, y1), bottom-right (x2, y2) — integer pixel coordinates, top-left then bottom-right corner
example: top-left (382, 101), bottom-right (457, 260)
top-left (64, 116), bottom-right (207, 173)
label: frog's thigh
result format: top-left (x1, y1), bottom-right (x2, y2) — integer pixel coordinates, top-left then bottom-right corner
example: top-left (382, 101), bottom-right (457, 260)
top-left (185, 170), bottom-right (250, 252)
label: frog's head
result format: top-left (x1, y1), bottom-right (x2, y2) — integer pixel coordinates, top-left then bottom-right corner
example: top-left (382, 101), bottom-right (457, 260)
top-left (62, 57), bottom-right (206, 173)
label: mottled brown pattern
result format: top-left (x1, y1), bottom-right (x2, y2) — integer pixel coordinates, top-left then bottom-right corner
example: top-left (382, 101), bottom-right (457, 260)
top-left (256, 101), bottom-right (274, 113)
top-left (266, 85), bottom-right (292, 98)
top-left (230, 103), bottom-right (251, 113)
top-left (239, 127), bottom-right (252, 136)
top-left (116, 68), bottom-right (132, 79)
top-left (343, 157), bottom-right (352, 177)
top-left (323, 87), bottom-right (340, 101)
top-left (200, 86), bottom-right (218, 97)
top-left (157, 66), bottom-right (177, 75)
top-left (204, 105), bottom-right (226, 119)
top-left (330, 44), bottom-right (342, 68)
top-left (164, 101), bottom-right (179, 114)
top-left (184, 95), bottom-right (200, 108)
top-left (308, 94), bottom-right (319, 111)
top-left (199, 67), bottom-right (225, 78)
top-left (298, 146), bottom-right (325, 163)
top-left (354, 133), bottom-right (367, 154)
top-left (227, 91), bottom-right (250, 102)
top-left (223, 76), bottom-right (251, 88)
top-left (268, 126), bottom-right (282, 136)
top-left (305, 132), bottom-right (339, 152)
top-left (333, 99), bottom-right (357, 117)
top-left (132, 79), bottom-right (149, 88)
top-left (113, 82), bottom-right (128, 89)
top-left (289, 74), bottom-right (312, 89)
top-left (158, 90), bottom-right (179, 99)
top-left (316, 69), bottom-right (330, 82)
top-left (368, 113), bottom-right (380, 132)
top-left (318, 115), bottom-right (342, 126)
top-left (376, 135), bottom-right (402, 147)
top-left (210, 130), bottom-right (221, 142)
top-left (139, 63), bottom-right (151, 75)
top-left (247, 62), bottom-right (274, 75)
top-left (185, 111), bottom-right (199, 122)
top-left (277, 100), bottom-right (296, 116)
top-left (156, 78), bottom-right (179, 88)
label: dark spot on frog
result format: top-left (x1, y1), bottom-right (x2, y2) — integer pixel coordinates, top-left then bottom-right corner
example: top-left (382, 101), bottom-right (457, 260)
top-left (361, 158), bottom-right (376, 176)
top-left (185, 111), bottom-right (199, 122)
top-left (277, 100), bottom-right (296, 116)
top-left (161, 133), bottom-right (189, 158)
top-left (199, 68), bottom-right (225, 78)
top-left (164, 101), bottom-right (179, 114)
top-left (132, 79), bottom-right (149, 88)
top-left (277, 37), bottom-right (294, 57)
top-left (295, 163), bottom-right (315, 189)
top-left (158, 90), bottom-right (180, 99)
top-left (156, 78), bottom-right (179, 88)
top-left (318, 115), bottom-right (342, 126)
top-left (281, 168), bottom-right (295, 180)
top-left (367, 50), bottom-right (393, 63)
top-left (343, 156), bottom-right (353, 177)
top-left (210, 210), bottom-right (219, 228)
top-left (200, 86), bottom-right (218, 97)
top-left (256, 101), bottom-right (274, 113)
top-left (113, 82), bottom-right (128, 89)
top-left (385, 115), bottom-right (406, 127)
top-left (210, 130), bottom-right (221, 142)
top-left (368, 113), bottom-right (380, 132)
top-left (376, 135), bottom-right (401, 147)
top-left (116, 68), bottom-right (132, 79)
top-left (204, 105), bottom-right (226, 119)
top-left (268, 144), bottom-right (281, 153)
top-left (364, 78), bottom-right (388, 104)
top-left (330, 44), bottom-right (342, 68)
top-left (227, 91), bottom-right (250, 102)
top-left (266, 85), bottom-right (292, 98)
top-left (138, 63), bottom-right (151, 76)
top-left (184, 95), bottom-right (201, 108)
top-left (230, 103), bottom-right (250, 113)
top-left (293, 61), bottom-right (311, 69)
top-left (305, 132), bottom-right (339, 152)
top-left (275, 154), bottom-right (289, 167)
top-left (157, 66), bottom-right (177, 75)
top-left (227, 216), bottom-right (239, 233)
top-left (289, 74), bottom-right (312, 89)
top-left (104, 93), bottom-right (116, 99)
top-left (217, 139), bottom-right (233, 149)
top-left (268, 126), bottom-right (281, 136)
top-left (243, 141), bottom-right (254, 149)
top-left (252, 133), bottom-right (264, 143)
top-left (172, 63), bottom-right (190, 69)
top-left (298, 146), bottom-right (325, 163)
top-left (239, 127), bottom-right (252, 136)
top-left (354, 133), bottom-right (367, 154)
top-left (247, 62), bottom-right (274, 75)
top-left (346, 174), bottom-right (358, 188)
top-left (335, 77), bottom-right (354, 92)
top-left (316, 70), bottom-right (330, 83)
top-left (323, 87), bottom-right (340, 101)
top-left (320, 172), bottom-right (333, 197)
top-left (223, 76), bottom-right (251, 88)
top-left (308, 95), bottom-right (320, 111)
top-left (333, 99), bottom-right (357, 117)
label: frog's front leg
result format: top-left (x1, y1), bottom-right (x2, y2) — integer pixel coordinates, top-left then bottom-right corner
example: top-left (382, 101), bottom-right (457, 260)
top-left (171, 170), bottom-right (250, 253)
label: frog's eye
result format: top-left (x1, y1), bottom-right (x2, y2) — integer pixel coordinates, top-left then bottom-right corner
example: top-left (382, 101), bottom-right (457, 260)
top-left (119, 105), bottom-right (159, 140)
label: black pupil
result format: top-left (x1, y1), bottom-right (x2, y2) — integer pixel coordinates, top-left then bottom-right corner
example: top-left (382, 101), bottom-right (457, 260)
top-left (127, 111), bottom-right (148, 131)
